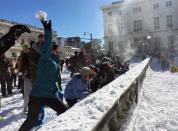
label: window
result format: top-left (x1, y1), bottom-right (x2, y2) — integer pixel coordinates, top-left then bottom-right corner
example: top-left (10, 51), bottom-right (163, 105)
top-left (154, 17), bottom-right (160, 29)
top-left (108, 24), bottom-right (113, 35)
top-left (133, 37), bottom-right (142, 52)
top-left (109, 42), bottom-right (114, 52)
top-left (133, 20), bottom-right (142, 32)
top-left (167, 15), bottom-right (173, 27)
top-left (118, 23), bottom-right (124, 34)
top-left (168, 36), bottom-right (175, 52)
top-left (134, 38), bottom-right (139, 44)
top-left (107, 11), bottom-right (112, 16)
top-left (134, 21), bottom-right (136, 31)
top-left (154, 37), bottom-right (161, 51)
top-left (168, 36), bottom-right (174, 47)
top-left (117, 9), bottom-right (122, 15)
top-left (153, 3), bottom-right (159, 9)
top-left (133, 7), bottom-right (141, 13)
top-left (119, 41), bottom-right (124, 51)
top-left (166, 1), bottom-right (172, 7)
top-left (139, 7), bottom-right (141, 12)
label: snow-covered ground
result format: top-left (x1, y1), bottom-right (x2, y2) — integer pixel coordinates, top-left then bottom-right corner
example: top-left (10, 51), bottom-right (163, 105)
top-left (1, 58), bottom-right (178, 131)
top-left (121, 58), bottom-right (178, 131)
top-left (0, 68), bottom-right (70, 131)
top-left (133, 68), bottom-right (178, 131)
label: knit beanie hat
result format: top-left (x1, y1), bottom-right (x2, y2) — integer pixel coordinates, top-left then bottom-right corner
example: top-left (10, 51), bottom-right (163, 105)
top-left (80, 67), bottom-right (91, 78)
top-left (101, 57), bottom-right (112, 63)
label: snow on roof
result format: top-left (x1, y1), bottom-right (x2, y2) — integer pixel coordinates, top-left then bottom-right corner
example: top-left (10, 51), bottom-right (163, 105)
top-left (39, 58), bottom-right (150, 131)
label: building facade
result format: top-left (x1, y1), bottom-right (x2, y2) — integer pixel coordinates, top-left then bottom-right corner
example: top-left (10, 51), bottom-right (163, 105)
top-left (57, 37), bottom-right (66, 60)
top-left (57, 37), bottom-right (81, 59)
top-left (64, 46), bottom-right (80, 59)
top-left (57, 37), bottom-right (102, 60)
top-left (66, 37), bottom-right (81, 48)
top-left (101, 0), bottom-right (178, 58)
top-left (0, 19), bottom-right (57, 58)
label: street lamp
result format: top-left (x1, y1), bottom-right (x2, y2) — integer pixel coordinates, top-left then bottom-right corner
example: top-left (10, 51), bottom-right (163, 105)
top-left (84, 32), bottom-right (92, 43)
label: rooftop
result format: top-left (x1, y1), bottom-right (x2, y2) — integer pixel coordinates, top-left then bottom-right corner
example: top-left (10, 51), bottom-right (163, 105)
top-left (112, 0), bottom-right (125, 5)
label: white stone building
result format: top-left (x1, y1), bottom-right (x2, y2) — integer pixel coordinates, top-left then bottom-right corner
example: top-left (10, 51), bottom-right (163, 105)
top-left (101, 0), bottom-right (178, 57)
top-left (0, 19), bottom-right (57, 58)
top-left (57, 37), bottom-right (67, 60)
top-left (64, 46), bottom-right (80, 59)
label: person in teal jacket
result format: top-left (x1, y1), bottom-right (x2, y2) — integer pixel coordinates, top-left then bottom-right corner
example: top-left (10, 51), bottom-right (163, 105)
top-left (19, 20), bottom-right (67, 131)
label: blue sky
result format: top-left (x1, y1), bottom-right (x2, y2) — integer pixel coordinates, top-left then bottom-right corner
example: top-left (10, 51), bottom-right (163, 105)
top-left (0, 0), bottom-right (114, 42)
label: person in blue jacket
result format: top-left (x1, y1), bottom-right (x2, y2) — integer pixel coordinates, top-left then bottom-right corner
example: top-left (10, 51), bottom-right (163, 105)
top-left (64, 67), bottom-right (91, 108)
top-left (19, 20), bottom-right (67, 131)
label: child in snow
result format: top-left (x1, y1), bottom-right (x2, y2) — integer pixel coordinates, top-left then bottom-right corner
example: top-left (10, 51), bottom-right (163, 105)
top-left (64, 67), bottom-right (91, 108)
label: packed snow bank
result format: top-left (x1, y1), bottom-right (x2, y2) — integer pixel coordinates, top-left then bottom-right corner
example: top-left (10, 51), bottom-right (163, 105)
top-left (39, 58), bottom-right (150, 131)
top-left (123, 68), bottom-right (178, 131)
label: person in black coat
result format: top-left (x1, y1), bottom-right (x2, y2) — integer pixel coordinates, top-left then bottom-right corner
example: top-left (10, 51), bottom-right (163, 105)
top-left (0, 24), bottom-right (30, 55)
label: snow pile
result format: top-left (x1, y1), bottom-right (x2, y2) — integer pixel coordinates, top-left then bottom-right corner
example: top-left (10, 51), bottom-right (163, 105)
top-left (133, 69), bottom-right (178, 131)
top-left (121, 60), bottom-right (178, 131)
top-left (39, 58), bottom-right (150, 131)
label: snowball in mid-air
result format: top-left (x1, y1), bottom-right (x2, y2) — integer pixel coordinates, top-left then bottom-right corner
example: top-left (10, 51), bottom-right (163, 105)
top-left (35, 11), bottom-right (47, 21)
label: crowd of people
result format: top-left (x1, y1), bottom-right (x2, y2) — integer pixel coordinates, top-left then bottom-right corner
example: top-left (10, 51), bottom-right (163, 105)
top-left (0, 20), bottom-right (130, 131)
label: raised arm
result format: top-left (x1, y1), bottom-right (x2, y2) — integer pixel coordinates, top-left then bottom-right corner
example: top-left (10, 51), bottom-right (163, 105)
top-left (41, 20), bottom-right (52, 59)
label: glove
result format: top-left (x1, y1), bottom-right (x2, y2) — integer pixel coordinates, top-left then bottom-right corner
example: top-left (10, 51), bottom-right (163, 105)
top-left (41, 20), bottom-right (51, 30)
top-left (8, 24), bottom-right (31, 39)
